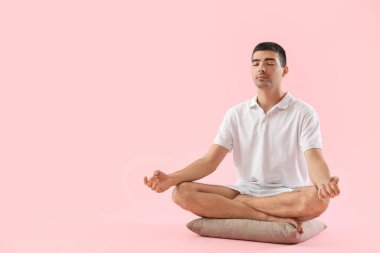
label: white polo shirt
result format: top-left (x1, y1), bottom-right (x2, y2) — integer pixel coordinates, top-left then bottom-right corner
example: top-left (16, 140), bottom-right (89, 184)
top-left (213, 92), bottom-right (322, 196)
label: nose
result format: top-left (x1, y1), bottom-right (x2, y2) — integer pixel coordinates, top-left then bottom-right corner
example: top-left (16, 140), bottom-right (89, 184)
top-left (257, 63), bottom-right (266, 73)
top-left (258, 66), bottom-right (266, 74)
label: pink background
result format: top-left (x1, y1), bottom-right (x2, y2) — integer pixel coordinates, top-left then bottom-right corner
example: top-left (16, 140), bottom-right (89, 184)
top-left (1, 0), bottom-right (379, 252)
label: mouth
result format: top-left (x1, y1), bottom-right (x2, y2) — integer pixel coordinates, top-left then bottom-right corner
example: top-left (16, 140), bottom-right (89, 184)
top-left (257, 76), bottom-right (269, 80)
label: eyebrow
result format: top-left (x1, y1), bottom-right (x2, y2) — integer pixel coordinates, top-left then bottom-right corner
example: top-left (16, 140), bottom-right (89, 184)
top-left (251, 58), bottom-right (277, 62)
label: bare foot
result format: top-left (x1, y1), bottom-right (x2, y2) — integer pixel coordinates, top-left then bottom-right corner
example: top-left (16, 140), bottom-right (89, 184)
top-left (268, 216), bottom-right (303, 233)
top-left (284, 218), bottom-right (303, 234)
top-left (235, 195), bottom-right (303, 233)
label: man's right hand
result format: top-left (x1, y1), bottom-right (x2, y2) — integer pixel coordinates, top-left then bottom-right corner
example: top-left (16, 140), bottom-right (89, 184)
top-left (144, 170), bottom-right (174, 193)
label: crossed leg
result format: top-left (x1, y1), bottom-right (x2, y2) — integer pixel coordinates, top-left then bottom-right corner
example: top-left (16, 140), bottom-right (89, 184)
top-left (172, 182), bottom-right (304, 232)
top-left (233, 185), bottom-right (330, 222)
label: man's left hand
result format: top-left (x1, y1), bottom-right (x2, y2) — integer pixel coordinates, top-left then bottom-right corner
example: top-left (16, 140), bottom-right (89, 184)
top-left (317, 176), bottom-right (340, 199)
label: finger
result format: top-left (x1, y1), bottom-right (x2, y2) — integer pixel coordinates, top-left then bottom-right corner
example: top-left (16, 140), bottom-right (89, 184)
top-left (318, 187), bottom-right (324, 199)
top-left (332, 181), bottom-right (340, 195)
top-left (324, 183), bottom-right (334, 198)
top-left (147, 177), bottom-right (154, 187)
top-left (320, 184), bottom-right (329, 199)
top-left (144, 176), bottom-right (148, 185)
top-left (151, 179), bottom-right (159, 190)
top-left (154, 170), bottom-right (160, 177)
top-left (321, 184), bottom-right (330, 198)
top-left (330, 177), bottom-right (339, 183)
top-left (155, 183), bottom-right (163, 192)
top-left (329, 182), bottom-right (339, 196)
top-left (153, 184), bottom-right (160, 192)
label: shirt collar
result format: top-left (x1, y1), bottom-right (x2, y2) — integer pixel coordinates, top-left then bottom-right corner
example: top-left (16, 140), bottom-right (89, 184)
top-left (249, 92), bottom-right (294, 110)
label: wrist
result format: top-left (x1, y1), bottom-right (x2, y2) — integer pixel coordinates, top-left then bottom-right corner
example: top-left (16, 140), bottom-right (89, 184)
top-left (168, 173), bottom-right (181, 186)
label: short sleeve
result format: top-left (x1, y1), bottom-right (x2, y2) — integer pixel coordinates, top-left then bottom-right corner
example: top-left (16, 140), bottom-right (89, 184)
top-left (299, 109), bottom-right (322, 153)
top-left (213, 108), bottom-right (233, 153)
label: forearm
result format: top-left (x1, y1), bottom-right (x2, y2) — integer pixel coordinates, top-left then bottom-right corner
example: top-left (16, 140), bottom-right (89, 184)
top-left (308, 160), bottom-right (331, 186)
top-left (168, 158), bottom-right (217, 186)
top-left (304, 149), bottom-right (340, 199)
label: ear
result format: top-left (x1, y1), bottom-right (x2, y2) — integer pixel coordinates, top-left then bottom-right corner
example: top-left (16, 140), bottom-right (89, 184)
top-left (282, 66), bottom-right (289, 77)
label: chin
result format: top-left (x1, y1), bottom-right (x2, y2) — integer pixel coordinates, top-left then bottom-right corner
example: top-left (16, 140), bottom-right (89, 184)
top-left (255, 83), bottom-right (270, 88)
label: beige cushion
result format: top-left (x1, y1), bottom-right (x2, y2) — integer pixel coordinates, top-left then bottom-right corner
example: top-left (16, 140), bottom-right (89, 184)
top-left (186, 218), bottom-right (326, 244)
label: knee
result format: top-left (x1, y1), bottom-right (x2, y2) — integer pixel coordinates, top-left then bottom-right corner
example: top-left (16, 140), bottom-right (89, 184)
top-left (171, 182), bottom-right (195, 209)
top-left (299, 188), bottom-right (330, 219)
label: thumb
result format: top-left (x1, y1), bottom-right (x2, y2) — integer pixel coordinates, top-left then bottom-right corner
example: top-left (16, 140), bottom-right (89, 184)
top-left (330, 176), bottom-right (339, 184)
top-left (154, 170), bottom-right (160, 177)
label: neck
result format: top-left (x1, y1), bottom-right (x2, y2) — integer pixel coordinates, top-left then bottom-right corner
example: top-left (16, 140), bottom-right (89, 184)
top-left (256, 88), bottom-right (286, 113)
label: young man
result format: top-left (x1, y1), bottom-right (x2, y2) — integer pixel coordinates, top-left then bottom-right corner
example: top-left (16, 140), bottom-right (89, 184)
top-left (144, 42), bottom-right (340, 233)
